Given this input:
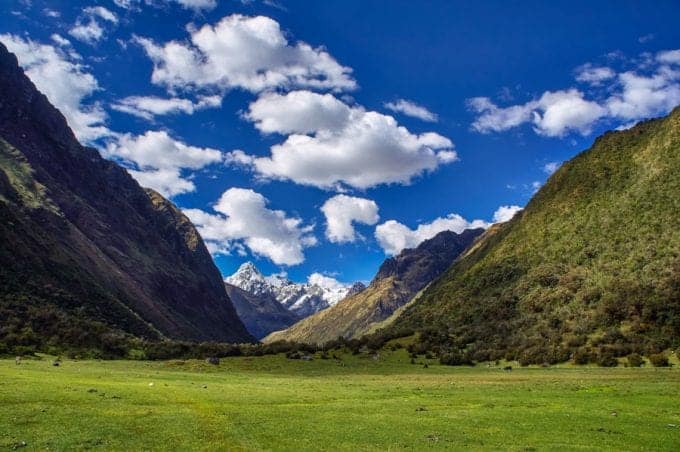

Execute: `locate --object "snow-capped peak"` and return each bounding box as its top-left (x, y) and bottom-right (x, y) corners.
top-left (224, 262), bottom-right (356, 318)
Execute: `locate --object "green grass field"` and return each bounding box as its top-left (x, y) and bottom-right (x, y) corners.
top-left (1, 351), bottom-right (679, 451)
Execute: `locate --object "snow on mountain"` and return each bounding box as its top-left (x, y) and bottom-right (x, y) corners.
top-left (225, 262), bottom-right (355, 317)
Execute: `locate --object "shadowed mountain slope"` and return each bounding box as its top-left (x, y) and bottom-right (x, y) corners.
top-left (225, 282), bottom-right (301, 340)
top-left (0, 43), bottom-right (253, 351)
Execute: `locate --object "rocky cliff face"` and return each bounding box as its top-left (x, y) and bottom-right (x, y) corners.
top-left (263, 228), bottom-right (484, 344)
top-left (224, 282), bottom-right (301, 340)
top-left (0, 42), bottom-right (253, 349)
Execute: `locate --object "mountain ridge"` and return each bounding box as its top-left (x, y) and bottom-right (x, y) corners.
top-left (225, 262), bottom-right (356, 317)
top-left (382, 108), bottom-right (680, 364)
top-left (264, 228), bottom-right (484, 344)
top-left (0, 42), bottom-right (254, 352)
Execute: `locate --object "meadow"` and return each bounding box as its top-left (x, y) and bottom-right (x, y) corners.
top-left (1, 350), bottom-right (679, 451)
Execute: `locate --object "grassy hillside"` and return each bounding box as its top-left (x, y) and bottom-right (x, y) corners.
top-left (385, 108), bottom-right (680, 365)
top-left (1, 355), bottom-right (678, 450)
top-left (264, 229), bottom-right (482, 344)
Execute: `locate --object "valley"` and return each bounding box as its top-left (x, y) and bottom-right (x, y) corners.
top-left (1, 352), bottom-right (679, 451)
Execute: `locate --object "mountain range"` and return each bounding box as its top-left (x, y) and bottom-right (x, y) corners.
top-left (1, 38), bottom-right (678, 365)
top-left (264, 228), bottom-right (484, 344)
top-left (0, 42), bottom-right (253, 353)
top-left (224, 262), bottom-right (365, 338)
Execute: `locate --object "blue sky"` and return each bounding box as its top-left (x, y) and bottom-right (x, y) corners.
top-left (2, 0), bottom-right (679, 286)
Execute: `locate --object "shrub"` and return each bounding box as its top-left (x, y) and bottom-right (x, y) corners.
top-left (572, 348), bottom-right (592, 365)
top-left (627, 353), bottom-right (644, 367)
top-left (649, 353), bottom-right (669, 367)
top-left (439, 351), bottom-right (471, 366)
top-left (596, 350), bottom-right (618, 367)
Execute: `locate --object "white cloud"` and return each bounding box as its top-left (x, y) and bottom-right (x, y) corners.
top-left (470, 89), bottom-right (606, 137)
top-left (127, 168), bottom-right (195, 197)
top-left (542, 161), bottom-right (561, 174)
top-left (375, 214), bottom-right (489, 255)
top-left (469, 50), bottom-right (680, 138)
top-left (575, 64), bottom-right (615, 85)
top-left (532, 90), bottom-right (607, 137)
top-left (0, 34), bottom-right (110, 143)
top-left (50, 34), bottom-right (71, 47)
top-left (184, 188), bottom-right (317, 265)
top-left (492, 205), bottom-right (522, 223)
top-left (104, 131), bottom-right (223, 196)
top-left (113, 0), bottom-right (135, 8)
top-left (321, 194), bottom-right (379, 243)
top-left (657, 49), bottom-right (680, 65)
top-left (239, 90), bottom-right (456, 189)
top-left (467, 96), bottom-right (534, 133)
top-left (246, 90), bottom-right (352, 134)
top-left (112, 94), bottom-right (221, 120)
top-left (43, 8), bottom-right (61, 18)
top-left (69, 6), bottom-right (118, 44)
top-left (308, 273), bottom-right (344, 290)
top-left (136, 14), bottom-right (355, 94)
top-left (384, 99), bottom-right (438, 122)
top-left (172, 0), bottom-right (217, 11)
top-left (605, 69), bottom-right (680, 120)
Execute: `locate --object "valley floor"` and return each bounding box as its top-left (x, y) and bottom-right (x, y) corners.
top-left (1, 351), bottom-right (679, 451)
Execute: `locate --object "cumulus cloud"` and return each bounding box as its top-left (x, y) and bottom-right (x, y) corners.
top-left (246, 90), bottom-right (351, 134)
top-left (0, 34), bottom-right (110, 143)
top-left (468, 49), bottom-right (680, 138)
top-left (375, 214), bottom-right (489, 255)
top-left (184, 188), bottom-right (317, 265)
top-left (384, 99), bottom-right (438, 122)
top-left (238, 90), bottom-right (456, 189)
top-left (104, 131), bottom-right (223, 196)
top-left (575, 64), bottom-right (615, 85)
top-left (470, 89), bottom-right (606, 137)
top-left (321, 194), bottom-right (379, 243)
top-left (135, 14), bottom-right (355, 94)
top-left (605, 69), bottom-right (680, 120)
top-left (657, 49), bottom-right (680, 65)
top-left (492, 205), bottom-right (523, 223)
top-left (112, 94), bottom-right (221, 120)
top-left (69, 6), bottom-right (118, 44)
top-left (308, 272), bottom-right (345, 290)
top-left (127, 168), bottom-right (195, 197)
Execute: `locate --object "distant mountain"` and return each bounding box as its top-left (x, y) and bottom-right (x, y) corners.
top-left (263, 228), bottom-right (484, 344)
top-left (225, 262), bottom-right (355, 317)
top-left (224, 282), bottom-right (300, 340)
top-left (0, 43), bottom-right (254, 352)
top-left (384, 108), bottom-right (680, 364)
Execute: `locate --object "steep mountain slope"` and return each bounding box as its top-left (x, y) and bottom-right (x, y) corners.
top-left (0, 43), bottom-right (253, 351)
top-left (264, 229), bottom-right (484, 344)
top-left (225, 262), bottom-right (355, 317)
top-left (386, 109), bottom-right (680, 363)
top-left (224, 282), bottom-right (301, 339)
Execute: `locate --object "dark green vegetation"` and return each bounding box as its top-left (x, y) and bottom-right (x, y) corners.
top-left (1, 353), bottom-right (679, 450)
top-left (0, 42), bottom-right (253, 354)
top-left (264, 228), bottom-right (483, 344)
top-left (225, 283), bottom-right (301, 339)
top-left (384, 107), bottom-right (680, 365)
